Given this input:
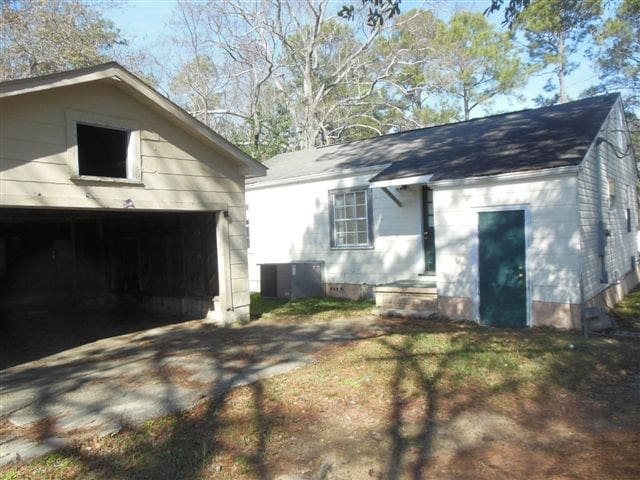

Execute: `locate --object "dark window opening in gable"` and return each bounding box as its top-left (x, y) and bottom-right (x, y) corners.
top-left (77, 123), bottom-right (129, 178)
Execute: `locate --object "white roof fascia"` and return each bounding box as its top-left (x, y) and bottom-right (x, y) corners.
top-left (428, 165), bottom-right (580, 188)
top-left (246, 164), bottom-right (391, 190)
top-left (0, 69), bottom-right (113, 98)
top-left (369, 174), bottom-right (434, 188)
top-left (0, 63), bottom-right (267, 178)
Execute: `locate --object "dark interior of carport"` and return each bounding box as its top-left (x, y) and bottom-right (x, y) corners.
top-left (0, 208), bottom-right (219, 368)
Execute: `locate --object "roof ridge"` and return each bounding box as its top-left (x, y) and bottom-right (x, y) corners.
top-left (255, 93), bottom-right (620, 185)
top-left (300, 92), bottom-right (620, 152)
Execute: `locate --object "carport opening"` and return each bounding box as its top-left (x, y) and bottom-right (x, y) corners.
top-left (0, 208), bottom-right (219, 368)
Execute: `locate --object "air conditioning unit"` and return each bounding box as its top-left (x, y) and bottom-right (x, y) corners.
top-left (259, 262), bottom-right (324, 298)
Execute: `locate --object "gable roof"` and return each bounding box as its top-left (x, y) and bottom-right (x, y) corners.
top-left (249, 93), bottom-right (619, 186)
top-left (0, 63), bottom-right (267, 178)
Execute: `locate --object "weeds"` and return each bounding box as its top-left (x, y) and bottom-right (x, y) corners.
top-left (611, 286), bottom-right (640, 329)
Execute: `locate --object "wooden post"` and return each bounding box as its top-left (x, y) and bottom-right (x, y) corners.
top-left (70, 218), bottom-right (79, 305)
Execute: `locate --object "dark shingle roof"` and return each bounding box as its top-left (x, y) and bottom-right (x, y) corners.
top-left (250, 93), bottom-right (619, 186)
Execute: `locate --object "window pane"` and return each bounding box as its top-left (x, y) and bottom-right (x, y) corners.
top-left (345, 193), bottom-right (356, 206)
top-left (335, 206), bottom-right (345, 220)
top-left (356, 204), bottom-right (366, 217)
top-left (355, 191), bottom-right (365, 204)
top-left (346, 205), bottom-right (356, 218)
top-left (335, 194), bottom-right (345, 209)
top-left (357, 231), bottom-right (368, 244)
top-left (346, 232), bottom-right (356, 245)
top-left (357, 219), bottom-right (366, 232)
top-left (335, 222), bottom-right (346, 233)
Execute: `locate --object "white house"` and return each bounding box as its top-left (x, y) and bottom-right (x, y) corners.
top-left (247, 94), bottom-right (639, 330)
top-left (0, 63), bottom-right (266, 325)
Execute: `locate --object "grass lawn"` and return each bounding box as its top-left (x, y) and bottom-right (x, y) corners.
top-left (2, 297), bottom-right (639, 480)
top-left (250, 293), bottom-right (374, 321)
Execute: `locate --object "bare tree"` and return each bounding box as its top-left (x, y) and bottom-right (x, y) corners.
top-left (167, 0), bottom-right (284, 158)
top-left (167, 0), bottom-right (400, 153)
top-left (270, 0), bottom-right (390, 147)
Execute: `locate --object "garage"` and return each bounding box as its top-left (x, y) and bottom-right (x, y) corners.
top-left (0, 208), bottom-right (221, 367)
top-left (0, 63), bottom-right (266, 367)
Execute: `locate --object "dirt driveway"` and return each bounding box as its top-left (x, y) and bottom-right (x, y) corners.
top-left (0, 315), bottom-right (383, 465)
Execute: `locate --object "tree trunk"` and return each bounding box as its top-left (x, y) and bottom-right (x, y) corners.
top-left (558, 33), bottom-right (568, 103)
top-left (463, 89), bottom-right (471, 121)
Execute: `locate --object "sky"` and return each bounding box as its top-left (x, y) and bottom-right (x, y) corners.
top-left (101, 0), bottom-right (602, 115)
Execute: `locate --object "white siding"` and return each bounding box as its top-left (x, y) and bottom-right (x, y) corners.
top-left (248, 171), bottom-right (584, 312)
top-left (434, 175), bottom-right (581, 316)
top-left (247, 174), bottom-right (424, 291)
top-left (578, 99), bottom-right (639, 301)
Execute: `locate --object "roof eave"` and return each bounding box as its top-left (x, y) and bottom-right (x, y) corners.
top-left (369, 174), bottom-right (434, 188)
top-left (428, 164), bottom-right (580, 188)
top-left (246, 163), bottom-right (390, 189)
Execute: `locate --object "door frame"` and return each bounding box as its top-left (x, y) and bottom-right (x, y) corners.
top-left (421, 185), bottom-right (436, 275)
top-left (471, 204), bottom-right (532, 327)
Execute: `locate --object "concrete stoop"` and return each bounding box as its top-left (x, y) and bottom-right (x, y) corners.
top-left (374, 280), bottom-right (438, 319)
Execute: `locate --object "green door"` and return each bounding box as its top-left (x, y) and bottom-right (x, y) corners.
top-left (478, 210), bottom-right (527, 328)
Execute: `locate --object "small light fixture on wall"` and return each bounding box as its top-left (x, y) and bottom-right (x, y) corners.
top-left (608, 178), bottom-right (616, 207)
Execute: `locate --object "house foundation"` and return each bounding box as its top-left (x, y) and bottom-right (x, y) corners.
top-left (437, 296), bottom-right (474, 320)
top-left (325, 282), bottom-right (375, 300)
top-left (531, 301), bottom-right (582, 330)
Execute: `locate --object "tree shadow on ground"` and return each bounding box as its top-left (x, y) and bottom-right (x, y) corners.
top-left (380, 319), bottom-right (639, 479)
top-left (0, 316), bottom-right (380, 478)
top-left (2, 316), bottom-right (639, 479)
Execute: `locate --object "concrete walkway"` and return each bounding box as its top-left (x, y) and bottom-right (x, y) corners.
top-left (0, 315), bottom-right (383, 466)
